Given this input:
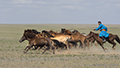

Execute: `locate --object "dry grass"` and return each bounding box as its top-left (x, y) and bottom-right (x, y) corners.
top-left (0, 24), bottom-right (120, 68)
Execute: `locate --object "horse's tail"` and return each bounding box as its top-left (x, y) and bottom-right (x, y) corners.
top-left (42, 30), bottom-right (54, 38)
top-left (115, 35), bottom-right (120, 44)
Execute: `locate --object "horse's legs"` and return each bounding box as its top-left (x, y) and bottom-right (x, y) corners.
top-left (108, 40), bottom-right (116, 50)
top-left (37, 46), bottom-right (44, 51)
top-left (79, 41), bottom-right (83, 49)
top-left (24, 43), bottom-right (34, 53)
top-left (69, 43), bottom-right (73, 49)
top-left (74, 42), bottom-right (78, 48)
top-left (81, 41), bottom-right (85, 50)
top-left (23, 46), bottom-right (29, 53)
top-left (47, 37), bottom-right (55, 54)
top-left (42, 46), bottom-right (50, 54)
top-left (64, 42), bottom-right (69, 50)
top-left (99, 43), bottom-right (107, 51)
top-left (49, 42), bottom-right (55, 54)
top-left (52, 46), bottom-right (55, 54)
top-left (94, 42), bottom-right (98, 48)
top-left (57, 46), bottom-right (62, 51)
top-left (23, 44), bottom-right (30, 53)
top-left (36, 47), bottom-right (40, 51)
top-left (90, 41), bottom-right (93, 47)
top-left (86, 40), bottom-right (90, 50)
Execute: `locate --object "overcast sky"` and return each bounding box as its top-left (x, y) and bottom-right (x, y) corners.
top-left (0, 0), bottom-right (120, 24)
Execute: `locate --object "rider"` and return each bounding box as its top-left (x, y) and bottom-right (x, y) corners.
top-left (93, 21), bottom-right (109, 42)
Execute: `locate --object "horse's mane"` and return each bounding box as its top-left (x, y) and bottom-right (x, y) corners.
top-left (72, 30), bottom-right (78, 33)
top-left (42, 30), bottom-right (54, 37)
top-left (32, 29), bottom-right (40, 34)
top-left (90, 31), bottom-right (99, 36)
top-left (64, 29), bottom-right (72, 35)
top-left (49, 30), bottom-right (58, 34)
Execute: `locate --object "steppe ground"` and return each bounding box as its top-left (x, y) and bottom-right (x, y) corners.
top-left (0, 24), bottom-right (120, 68)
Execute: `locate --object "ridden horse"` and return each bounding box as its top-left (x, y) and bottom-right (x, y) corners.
top-left (19, 29), bottom-right (55, 54)
top-left (86, 31), bottom-right (120, 51)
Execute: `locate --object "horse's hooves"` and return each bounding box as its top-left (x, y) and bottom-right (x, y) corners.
top-left (104, 48), bottom-right (108, 50)
top-left (53, 52), bottom-right (55, 54)
top-left (112, 48), bottom-right (115, 50)
top-left (103, 48), bottom-right (108, 52)
top-left (23, 51), bottom-right (26, 53)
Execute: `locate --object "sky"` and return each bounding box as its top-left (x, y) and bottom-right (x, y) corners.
top-left (0, 0), bottom-right (120, 24)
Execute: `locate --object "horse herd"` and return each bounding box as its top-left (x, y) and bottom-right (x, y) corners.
top-left (19, 28), bottom-right (120, 54)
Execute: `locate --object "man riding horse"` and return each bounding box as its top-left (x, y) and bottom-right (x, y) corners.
top-left (93, 21), bottom-right (109, 42)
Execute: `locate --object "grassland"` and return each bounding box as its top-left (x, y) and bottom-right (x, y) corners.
top-left (0, 24), bottom-right (120, 68)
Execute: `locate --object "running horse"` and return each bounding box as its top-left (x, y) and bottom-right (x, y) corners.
top-left (68, 30), bottom-right (89, 50)
top-left (19, 29), bottom-right (55, 54)
top-left (42, 30), bottom-right (71, 50)
top-left (86, 31), bottom-right (120, 51)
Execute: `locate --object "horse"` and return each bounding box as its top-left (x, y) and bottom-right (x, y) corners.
top-left (88, 37), bottom-right (98, 48)
top-left (68, 30), bottom-right (89, 50)
top-left (19, 29), bottom-right (55, 54)
top-left (25, 29), bottom-right (66, 51)
top-left (42, 30), bottom-right (71, 50)
top-left (60, 28), bottom-right (73, 35)
top-left (86, 31), bottom-right (120, 51)
top-left (80, 32), bottom-right (98, 48)
top-left (25, 29), bottom-right (46, 50)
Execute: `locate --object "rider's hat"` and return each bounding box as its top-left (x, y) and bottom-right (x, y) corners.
top-left (98, 21), bottom-right (101, 23)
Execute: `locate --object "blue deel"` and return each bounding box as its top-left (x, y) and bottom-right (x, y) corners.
top-left (95, 24), bottom-right (109, 38)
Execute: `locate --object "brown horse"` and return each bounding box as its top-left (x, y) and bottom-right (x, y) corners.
top-left (80, 33), bottom-right (98, 48)
top-left (88, 37), bottom-right (98, 48)
top-left (86, 31), bottom-right (120, 51)
top-left (19, 29), bottom-right (55, 54)
top-left (60, 28), bottom-right (73, 35)
top-left (68, 30), bottom-right (89, 50)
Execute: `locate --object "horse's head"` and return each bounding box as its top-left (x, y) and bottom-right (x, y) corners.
top-left (72, 30), bottom-right (78, 34)
top-left (86, 31), bottom-right (94, 39)
top-left (64, 29), bottom-right (72, 35)
top-left (61, 28), bottom-right (66, 33)
top-left (49, 30), bottom-right (54, 33)
top-left (19, 29), bottom-right (35, 43)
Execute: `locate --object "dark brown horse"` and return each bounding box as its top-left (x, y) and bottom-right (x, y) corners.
top-left (19, 29), bottom-right (55, 54)
top-left (86, 31), bottom-right (120, 51)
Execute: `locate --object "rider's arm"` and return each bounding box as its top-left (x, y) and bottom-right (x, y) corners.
top-left (95, 24), bottom-right (102, 31)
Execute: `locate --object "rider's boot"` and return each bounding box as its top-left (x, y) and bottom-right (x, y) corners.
top-left (101, 37), bottom-right (106, 43)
